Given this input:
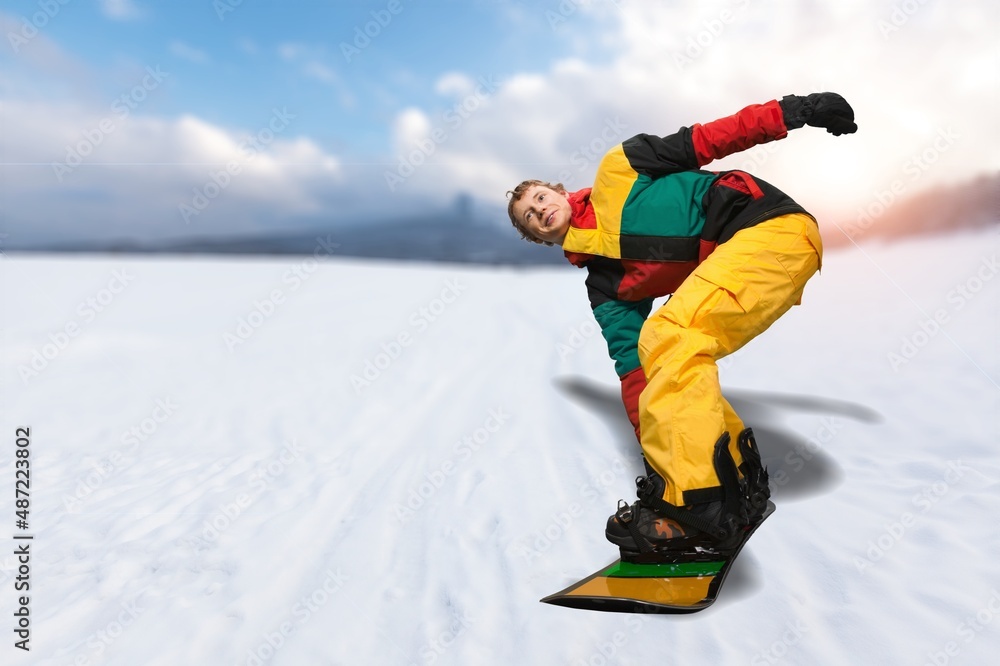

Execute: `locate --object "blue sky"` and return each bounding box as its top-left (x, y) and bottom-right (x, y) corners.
top-left (1, 0), bottom-right (997, 245)
top-left (5, 0), bottom-right (605, 155)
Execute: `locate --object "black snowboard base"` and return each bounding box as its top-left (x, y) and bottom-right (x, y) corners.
top-left (540, 501), bottom-right (774, 614)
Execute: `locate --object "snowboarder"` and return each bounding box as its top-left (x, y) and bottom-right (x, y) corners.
top-left (507, 93), bottom-right (856, 563)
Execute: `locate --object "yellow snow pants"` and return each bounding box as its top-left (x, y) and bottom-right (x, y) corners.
top-left (636, 213), bottom-right (823, 506)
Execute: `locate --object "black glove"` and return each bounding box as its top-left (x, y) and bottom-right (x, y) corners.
top-left (780, 92), bottom-right (857, 136)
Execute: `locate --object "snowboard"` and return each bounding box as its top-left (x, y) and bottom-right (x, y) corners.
top-left (540, 501), bottom-right (774, 614)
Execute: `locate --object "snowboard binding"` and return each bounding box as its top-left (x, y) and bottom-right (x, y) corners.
top-left (545, 429), bottom-right (773, 613)
top-left (606, 428), bottom-right (770, 564)
top-left (736, 427), bottom-right (771, 522)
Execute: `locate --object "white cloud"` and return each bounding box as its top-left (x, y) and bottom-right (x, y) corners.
top-left (0, 12), bottom-right (92, 90)
top-left (391, 108), bottom-right (432, 152)
top-left (0, 99), bottom-right (347, 244)
top-left (277, 43), bottom-right (305, 62)
top-left (303, 61), bottom-right (338, 85)
top-left (238, 38), bottom-right (259, 55)
top-left (386, 0), bottom-right (999, 224)
top-left (4, 1), bottom-right (997, 247)
top-left (169, 41), bottom-right (210, 64)
top-left (100, 0), bottom-right (141, 21)
top-left (277, 45), bottom-right (348, 99)
top-left (434, 72), bottom-right (475, 97)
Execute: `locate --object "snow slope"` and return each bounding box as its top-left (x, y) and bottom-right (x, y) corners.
top-left (1, 226), bottom-right (998, 666)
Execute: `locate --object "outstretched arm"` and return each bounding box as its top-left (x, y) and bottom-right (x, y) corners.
top-left (689, 99), bottom-right (789, 167)
top-left (621, 92), bottom-right (857, 177)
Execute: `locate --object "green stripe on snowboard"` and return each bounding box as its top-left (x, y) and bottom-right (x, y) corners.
top-left (602, 560), bottom-right (725, 578)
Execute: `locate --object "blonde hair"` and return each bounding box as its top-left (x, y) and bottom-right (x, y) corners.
top-left (505, 180), bottom-right (566, 246)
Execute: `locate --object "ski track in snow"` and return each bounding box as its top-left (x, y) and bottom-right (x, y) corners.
top-left (1, 228), bottom-right (999, 665)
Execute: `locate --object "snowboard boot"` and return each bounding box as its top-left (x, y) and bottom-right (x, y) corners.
top-left (605, 429), bottom-right (770, 563)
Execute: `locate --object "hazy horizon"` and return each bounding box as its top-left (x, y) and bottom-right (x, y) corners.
top-left (2, 1), bottom-right (997, 250)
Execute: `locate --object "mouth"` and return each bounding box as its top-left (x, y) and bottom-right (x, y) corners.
top-left (544, 212), bottom-right (555, 228)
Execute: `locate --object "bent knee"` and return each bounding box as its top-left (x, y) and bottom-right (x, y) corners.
top-left (638, 313), bottom-right (718, 371)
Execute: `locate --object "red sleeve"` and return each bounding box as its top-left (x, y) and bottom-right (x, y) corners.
top-left (691, 99), bottom-right (788, 167)
top-left (620, 367), bottom-right (646, 442)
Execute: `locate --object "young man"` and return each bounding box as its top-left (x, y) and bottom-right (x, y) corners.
top-left (508, 93), bottom-right (856, 562)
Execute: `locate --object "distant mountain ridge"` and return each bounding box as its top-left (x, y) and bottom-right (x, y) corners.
top-left (11, 174), bottom-right (997, 263)
top-left (17, 197), bottom-right (568, 266)
top-left (149, 214), bottom-right (564, 266)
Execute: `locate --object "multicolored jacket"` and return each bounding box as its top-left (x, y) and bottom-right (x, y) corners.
top-left (561, 99), bottom-right (814, 439)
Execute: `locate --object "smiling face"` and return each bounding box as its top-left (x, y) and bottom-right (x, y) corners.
top-left (510, 184), bottom-right (573, 246)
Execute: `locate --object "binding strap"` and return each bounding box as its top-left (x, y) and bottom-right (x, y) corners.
top-left (712, 432), bottom-right (745, 524)
top-left (635, 478), bottom-right (727, 539)
top-left (615, 500), bottom-right (654, 553)
top-left (737, 428), bottom-right (771, 511)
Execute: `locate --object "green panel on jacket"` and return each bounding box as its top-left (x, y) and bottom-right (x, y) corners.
top-left (621, 171), bottom-right (716, 238)
top-left (593, 298), bottom-right (654, 377)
